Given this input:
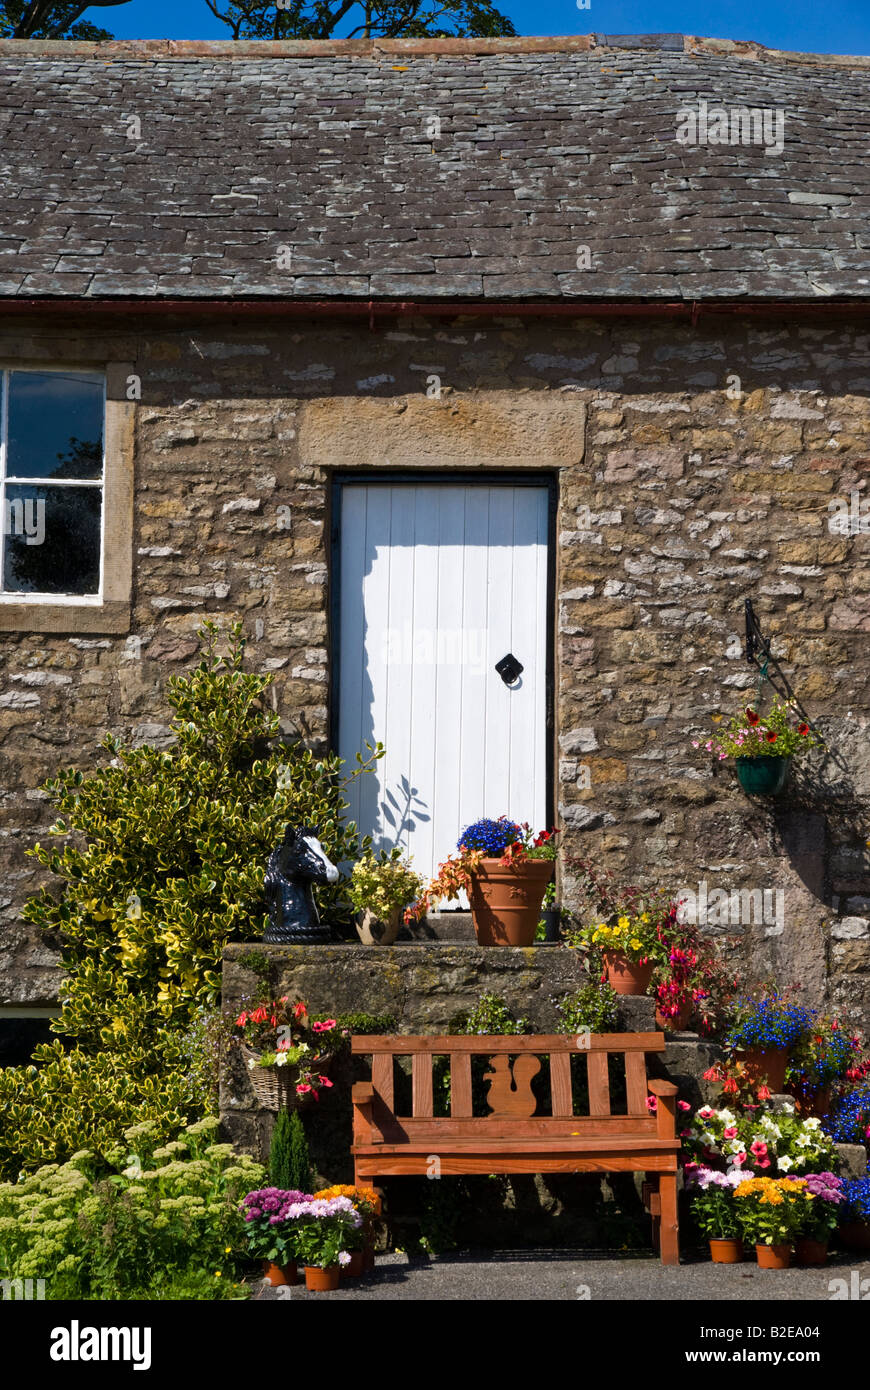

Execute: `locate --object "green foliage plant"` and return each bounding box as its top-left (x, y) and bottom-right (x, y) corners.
top-left (0, 622), bottom-right (381, 1178)
top-left (0, 1117), bottom-right (264, 1300)
top-left (346, 849), bottom-right (425, 921)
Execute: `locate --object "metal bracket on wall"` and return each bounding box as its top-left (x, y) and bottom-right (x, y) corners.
top-left (744, 597), bottom-right (773, 668)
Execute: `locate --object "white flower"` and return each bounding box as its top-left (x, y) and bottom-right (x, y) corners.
top-left (247, 1059), bottom-right (256, 1070)
top-left (778, 1156), bottom-right (793, 1172)
top-left (803, 1118), bottom-right (821, 1130)
top-left (275, 1054), bottom-right (287, 1067)
top-left (700, 1131), bottom-right (718, 1147)
top-left (728, 1139), bottom-right (745, 1154)
top-left (718, 1110), bottom-right (736, 1125)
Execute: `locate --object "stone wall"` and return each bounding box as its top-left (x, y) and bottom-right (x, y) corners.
top-left (1, 310), bottom-right (869, 1021)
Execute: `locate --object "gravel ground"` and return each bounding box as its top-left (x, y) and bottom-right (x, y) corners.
top-left (251, 1249), bottom-right (870, 1302)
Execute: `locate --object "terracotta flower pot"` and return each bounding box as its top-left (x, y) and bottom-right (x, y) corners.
top-left (467, 858), bottom-right (553, 947)
top-left (839, 1221), bottom-right (870, 1251)
top-left (755, 1242), bottom-right (792, 1270)
top-left (656, 1000), bottom-right (693, 1031)
top-left (341, 1250), bottom-right (365, 1278)
top-left (355, 906), bottom-right (403, 946)
top-left (262, 1260), bottom-right (297, 1286)
top-left (709, 1238), bottom-right (743, 1264)
top-left (362, 1243), bottom-right (376, 1271)
top-left (737, 1046), bottom-right (789, 1094)
top-left (735, 755), bottom-right (791, 796)
top-left (786, 1083), bottom-right (832, 1118)
top-left (795, 1237), bottom-right (828, 1266)
top-left (305, 1264), bottom-right (341, 1291)
top-left (602, 952), bottom-right (654, 996)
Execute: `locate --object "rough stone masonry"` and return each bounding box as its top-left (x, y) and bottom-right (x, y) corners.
top-left (0, 309), bottom-right (868, 1023)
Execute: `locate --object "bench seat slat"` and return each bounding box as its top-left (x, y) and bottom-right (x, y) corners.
top-left (352, 1033), bottom-right (665, 1055)
top-left (353, 1138), bottom-right (680, 1154)
top-left (372, 1116), bottom-right (657, 1139)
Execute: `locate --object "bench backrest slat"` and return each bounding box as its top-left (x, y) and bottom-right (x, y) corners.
top-left (550, 1051), bottom-right (573, 1117)
top-left (412, 1053), bottom-right (433, 1118)
top-left (626, 1051), bottom-right (650, 1115)
top-left (352, 1033), bottom-right (665, 1055)
top-left (587, 1051), bottom-right (611, 1117)
top-left (450, 1051), bottom-right (473, 1118)
top-left (372, 1052), bottom-right (394, 1111)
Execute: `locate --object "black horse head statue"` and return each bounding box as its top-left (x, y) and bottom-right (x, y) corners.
top-left (263, 825), bottom-right (339, 944)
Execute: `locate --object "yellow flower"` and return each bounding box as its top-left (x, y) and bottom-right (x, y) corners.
top-left (630, 939), bottom-right (642, 951)
top-left (617, 916), bottom-right (630, 930)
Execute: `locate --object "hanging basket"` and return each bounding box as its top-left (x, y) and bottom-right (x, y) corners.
top-left (240, 1044), bottom-right (329, 1112)
top-left (735, 755), bottom-right (791, 796)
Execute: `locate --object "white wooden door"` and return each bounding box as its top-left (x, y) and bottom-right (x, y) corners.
top-left (337, 481), bottom-right (549, 887)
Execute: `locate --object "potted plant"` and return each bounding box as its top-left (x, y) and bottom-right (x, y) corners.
top-left (347, 849), bottom-right (425, 946)
top-left (694, 693), bottom-right (820, 796)
top-left (686, 1167), bottom-right (750, 1263)
top-left (233, 998), bottom-right (344, 1111)
top-left (282, 1195), bottom-right (363, 1290)
top-left (239, 1187), bottom-right (312, 1285)
top-left (314, 1184), bottom-right (382, 1275)
top-left (786, 1017), bottom-right (869, 1117)
top-left (733, 1176), bottom-right (810, 1269)
top-left (838, 1175), bottom-right (870, 1251)
top-left (724, 992), bottom-right (813, 1094)
top-left (683, 1101), bottom-right (838, 1178)
top-left (408, 818), bottom-right (557, 947)
top-left (788, 1172), bottom-right (844, 1265)
top-left (654, 899), bottom-right (741, 1033)
top-left (563, 865), bottom-right (672, 996)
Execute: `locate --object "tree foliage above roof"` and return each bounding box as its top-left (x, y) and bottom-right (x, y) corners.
top-left (1, 0), bottom-right (128, 39)
top-left (203, 0), bottom-right (515, 40)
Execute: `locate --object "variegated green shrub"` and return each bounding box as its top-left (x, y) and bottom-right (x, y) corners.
top-left (0, 622), bottom-right (380, 1178)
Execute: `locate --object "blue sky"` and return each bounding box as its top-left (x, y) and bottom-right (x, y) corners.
top-left (100, 0), bottom-right (870, 55)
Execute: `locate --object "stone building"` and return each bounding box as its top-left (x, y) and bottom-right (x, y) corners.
top-left (1, 33), bottom-right (869, 1045)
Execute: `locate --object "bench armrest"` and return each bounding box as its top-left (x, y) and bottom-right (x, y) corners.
top-left (352, 1081), bottom-right (381, 1145)
top-left (647, 1080), bottom-right (679, 1098)
top-left (648, 1079), bottom-right (679, 1140)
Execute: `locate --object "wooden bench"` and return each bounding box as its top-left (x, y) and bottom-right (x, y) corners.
top-left (351, 1032), bottom-right (680, 1264)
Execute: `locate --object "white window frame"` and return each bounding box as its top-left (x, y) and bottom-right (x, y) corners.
top-left (0, 366), bottom-right (106, 605)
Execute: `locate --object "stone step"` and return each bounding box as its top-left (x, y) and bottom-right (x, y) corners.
top-left (401, 912), bottom-right (477, 943)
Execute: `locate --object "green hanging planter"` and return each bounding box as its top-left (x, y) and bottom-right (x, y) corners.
top-left (735, 755), bottom-right (791, 796)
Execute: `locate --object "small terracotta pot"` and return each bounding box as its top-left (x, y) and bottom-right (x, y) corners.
top-left (362, 1243), bottom-right (376, 1271)
top-left (305, 1265), bottom-right (341, 1291)
top-left (355, 906), bottom-right (403, 946)
top-left (656, 1000), bottom-right (692, 1031)
top-left (468, 859), bottom-right (553, 947)
top-left (795, 1237), bottom-right (828, 1266)
top-left (602, 952), bottom-right (654, 996)
top-left (755, 1242), bottom-right (792, 1270)
top-left (262, 1260), bottom-right (296, 1287)
top-left (342, 1250), bottom-right (365, 1278)
top-left (709, 1238), bottom-right (743, 1264)
top-left (737, 1046), bottom-right (789, 1094)
top-left (839, 1221), bottom-right (870, 1251)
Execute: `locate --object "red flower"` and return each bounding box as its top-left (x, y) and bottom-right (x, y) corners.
top-left (798, 723), bottom-right (810, 736)
top-left (235, 1012), bottom-right (248, 1027)
top-left (765, 731), bottom-right (777, 744)
top-left (746, 708), bottom-right (760, 726)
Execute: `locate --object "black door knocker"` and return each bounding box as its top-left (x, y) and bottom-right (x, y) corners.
top-left (495, 653), bottom-right (524, 687)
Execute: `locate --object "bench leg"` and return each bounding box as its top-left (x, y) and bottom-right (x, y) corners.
top-left (658, 1174), bottom-right (679, 1266)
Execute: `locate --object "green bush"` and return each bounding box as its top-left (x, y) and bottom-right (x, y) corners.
top-left (0, 1117), bottom-right (264, 1300)
top-left (268, 1108), bottom-right (316, 1194)
top-left (0, 623), bottom-right (381, 1179)
top-left (555, 984), bottom-right (619, 1034)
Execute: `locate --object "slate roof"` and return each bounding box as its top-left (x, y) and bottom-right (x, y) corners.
top-left (1, 34), bottom-right (869, 302)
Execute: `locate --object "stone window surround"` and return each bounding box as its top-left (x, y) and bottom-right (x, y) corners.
top-left (0, 358), bottom-right (133, 634)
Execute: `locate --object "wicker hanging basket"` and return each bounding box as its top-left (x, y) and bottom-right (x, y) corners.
top-left (240, 1044), bottom-right (332, 1112)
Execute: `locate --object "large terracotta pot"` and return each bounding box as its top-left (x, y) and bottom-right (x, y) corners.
top-left (735, 755), bottom-right (790, 796)
top-left (305, 1265), bottom-right (340, 1291)
top-left (467, 859), bottom-right (553, 947)
top-left (709, 1238), bottom-right (742, 1264)
top-left (755, 1242), bottom-right (791, 1270)
top-left (355, 906), bottom-right (403, 946)
top-left (795, 1237), bottom-right (828, 1266)
top-left (602, 952), bottom-right (654, 996)
top-left (839, 1221), bottom-right (870, 1251)
top-left (786, 1083), bottom-right (832, 1118)
top-left (737, 1046), bottom-right (789, 1093)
